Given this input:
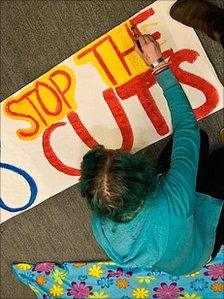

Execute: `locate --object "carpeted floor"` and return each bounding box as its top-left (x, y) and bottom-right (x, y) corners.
top-left (0, 1), bottom-right (223, 298)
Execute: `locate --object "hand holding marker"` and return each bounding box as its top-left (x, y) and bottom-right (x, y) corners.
top-left (131, 25), bottom-right (169, 74)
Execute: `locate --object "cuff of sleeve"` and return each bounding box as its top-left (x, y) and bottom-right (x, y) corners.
top-left (156, 68), bottom-right (179, 91)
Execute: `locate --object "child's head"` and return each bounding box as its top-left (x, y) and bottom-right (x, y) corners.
top-left (79, 145), bottom-right (156, 222)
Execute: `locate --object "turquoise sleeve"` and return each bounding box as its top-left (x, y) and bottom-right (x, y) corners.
top-left (156, 69), bottom-right (200, 216)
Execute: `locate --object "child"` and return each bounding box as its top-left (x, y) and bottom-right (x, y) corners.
top-left (79, 34), bottom-right (224, 275)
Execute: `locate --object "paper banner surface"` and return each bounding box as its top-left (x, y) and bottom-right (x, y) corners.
top-left (1, 1), bottom-right (223, 223)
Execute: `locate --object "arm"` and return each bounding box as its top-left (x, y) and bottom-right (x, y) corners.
top-left (134, 32), bottom-right (200, 216)
top-left (156, 69), bottom-right (200, 215)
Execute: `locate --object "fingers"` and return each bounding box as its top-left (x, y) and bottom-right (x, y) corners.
top-left (145, 34), bottom-right (155, 42)
top-left (136, 34), bottom-right (157, 53)
top-left (132, 29), bottom-right (161, 66)
top-left (144, 34), bottom-right (158, 47)
top-left (138, 35), bottom-right (147, 48)
top-left (134, 41), bottom-right (150, 65)
top-left (131, 26), bottom-right (141, 39)
top-left (131, 26), bottom-right (155, 46)
top-left (134, 41), bottom-right (143, 57)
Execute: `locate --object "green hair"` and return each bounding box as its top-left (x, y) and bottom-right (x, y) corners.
top-left (79, 145), bottom-right (156, 222)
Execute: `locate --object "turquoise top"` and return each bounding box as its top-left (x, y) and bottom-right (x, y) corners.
top-left (92, 69), bottom-right (223, 275)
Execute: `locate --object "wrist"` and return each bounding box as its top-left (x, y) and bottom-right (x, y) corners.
top-left (152, 61), bottom-right (170, 75)
top-left (153, 60), bottom-right (167, 69)
top-left (150, 57), bottom-right (164, 68)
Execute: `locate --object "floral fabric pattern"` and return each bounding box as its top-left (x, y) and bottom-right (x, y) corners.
top-left (12, 246), bottom-right (224, 299)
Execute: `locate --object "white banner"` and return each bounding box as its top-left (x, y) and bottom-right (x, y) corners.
top-left (1, 0), bottom-right (223, 223)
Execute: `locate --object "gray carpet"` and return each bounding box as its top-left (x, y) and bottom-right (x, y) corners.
top-left (0, 1), bottom-right (223, 298)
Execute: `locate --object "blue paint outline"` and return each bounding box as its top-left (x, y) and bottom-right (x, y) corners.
top-left (0, 163), bottom-right (38, 212)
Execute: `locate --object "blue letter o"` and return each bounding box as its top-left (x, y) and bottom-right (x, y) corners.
top-left (0, 163), bottom-right (38, 212)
